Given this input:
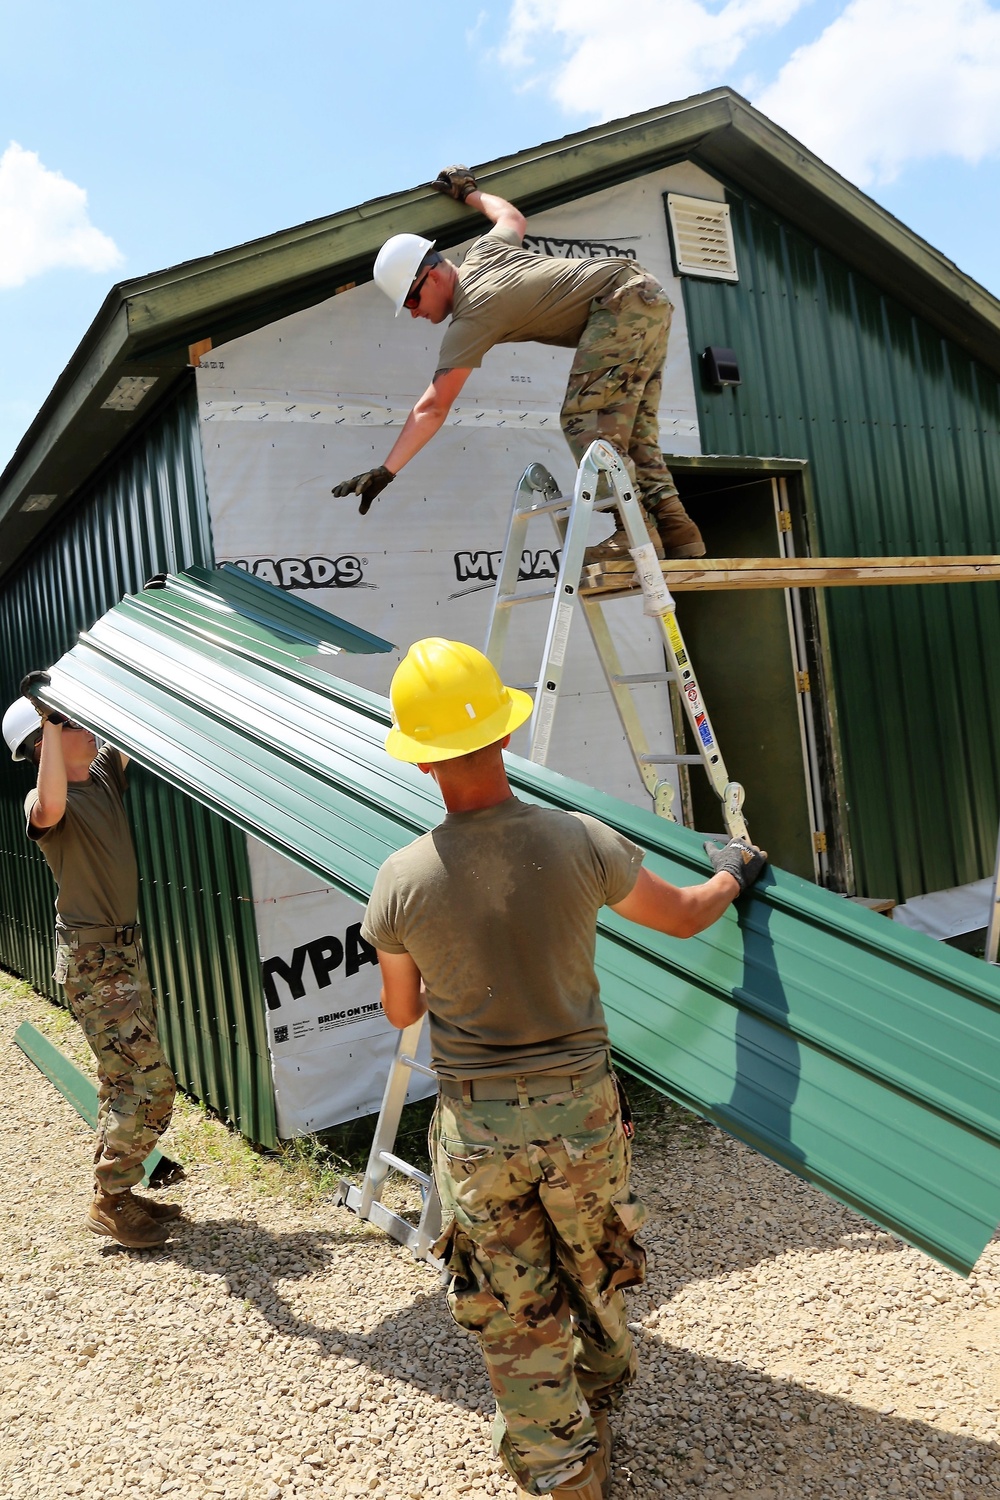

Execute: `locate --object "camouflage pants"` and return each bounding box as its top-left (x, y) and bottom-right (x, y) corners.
top-left (561, 271), bottom-right (681, 513)
top-left (432, 1069), bottom-right (646, 1495)
top-left (57, 937), bottom-right (176, 1194)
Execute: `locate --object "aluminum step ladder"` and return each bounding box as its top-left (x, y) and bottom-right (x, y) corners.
top-left (485, 438), bottom-right (749, 837)
top-left (335, 1017), bottom-right (443, 1262)
top-left (337, 441), bottom-right (750, 1263)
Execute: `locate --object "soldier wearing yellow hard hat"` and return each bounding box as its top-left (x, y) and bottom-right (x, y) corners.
top-left (363, 638), bottom-right (765, 1500)
top-left (383, 636), bottom-right (534, 763)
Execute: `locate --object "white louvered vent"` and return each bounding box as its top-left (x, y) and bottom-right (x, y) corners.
top-left (666, 194), bottom-right (739, 282)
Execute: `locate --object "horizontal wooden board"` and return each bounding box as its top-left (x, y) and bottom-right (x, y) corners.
top-left (582, 555), bottom-right (1000, 593)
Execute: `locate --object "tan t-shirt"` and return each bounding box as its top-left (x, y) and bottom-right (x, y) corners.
top-left (361, 797), bottom-right (643, 1079)
top-left (25, 745), bottom-right (138, 929)
top-left (436, 225), bottom-right (633, 372)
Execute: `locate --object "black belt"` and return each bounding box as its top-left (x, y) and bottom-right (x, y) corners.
top-left (56, 923), bottom-right (139, 947)
top-left (439, 1055), bottom-right (609, 1105)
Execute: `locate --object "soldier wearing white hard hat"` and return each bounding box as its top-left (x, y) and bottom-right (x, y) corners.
top-left (333, 167), bottom-right (705, 564)
top-left (5, 675), bottom-right (181, 1249)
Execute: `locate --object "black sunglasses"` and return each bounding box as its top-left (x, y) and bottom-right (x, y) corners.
top-left (403, 268), bottom-right (432, 311)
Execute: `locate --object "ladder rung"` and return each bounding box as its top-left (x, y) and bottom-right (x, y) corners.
top-left (399, 1054), bottom-right (437, 1080)
top-left (514, 494), bottom-right (619, 517)
top-left (378, 1151), bottom-right (432, 1188)
top-left (640, 754), bottom-right (705, 766)
top-left (496, 588), bottom-right (559, 608)
top-left (611, 671), bottom-right (676, 685)
top-left (515, 495), bottom-right (571, 517)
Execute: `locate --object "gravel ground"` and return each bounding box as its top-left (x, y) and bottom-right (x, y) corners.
top-left (2, 976), bottom-right (999, 1500)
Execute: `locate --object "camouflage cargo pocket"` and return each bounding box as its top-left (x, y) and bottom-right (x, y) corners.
top-left (63, 942), bottom-right (112, 1023)
top-left (599, 1192), bottom-right (648, 1295)
top-left (440, 1137), bottom-right (500, 1177)
top-left (65, 944), bottom-right (146, 1046)
top-left (596, 270), bottom-right (670, 313)
top-left (433, 1218), bottom-right (508, 1333)
top-left (432, 1097), bottom-right (507, 1197)
top-left (559, 1118), bottom-right (618, 1166)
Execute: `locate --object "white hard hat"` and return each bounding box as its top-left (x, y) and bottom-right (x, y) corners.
top-left (3, 698), bottom-right (41, 761)
top-left (374, 233), bottom-right (436, 317)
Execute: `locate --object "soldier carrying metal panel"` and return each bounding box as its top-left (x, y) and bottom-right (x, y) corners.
top-left (3, 680), bottom-right (182, 1250)
top-left (360, 638), bottom-right (764, 1498)
top-left (333, 165), bottom-right (706, 567)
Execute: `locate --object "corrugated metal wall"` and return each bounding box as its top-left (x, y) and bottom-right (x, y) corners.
top-left (683, 187), bottom-right (1000, 900)
top-left (0, 385), bottom-right (277, 1146)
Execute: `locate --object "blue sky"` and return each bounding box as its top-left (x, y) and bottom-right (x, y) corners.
top-left (3, 0), bottom-right (1000, 472)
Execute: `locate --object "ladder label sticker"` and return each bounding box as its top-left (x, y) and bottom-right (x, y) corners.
top-left (665, 615), bottom-right (686, 662)
top-left (533, 694), bottom-right (557, 762)
top-left (695, 713), bottom-right (714, 749)
top-left (550, 602), bottom-right (574, 665)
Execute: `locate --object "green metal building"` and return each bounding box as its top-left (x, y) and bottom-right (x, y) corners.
top-left (2, 87), bottom-right (999, 1143)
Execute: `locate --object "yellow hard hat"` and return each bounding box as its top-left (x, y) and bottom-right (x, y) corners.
top-left (385, 638), bottom-right (533, 763)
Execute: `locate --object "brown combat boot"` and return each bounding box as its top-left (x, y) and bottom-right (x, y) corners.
top-left (652, 496), bottom-right (706, 559)
top-left (550, 1452), bottom-right (605, 1500)
top-left (129, 1189), bottom-right (183, 1222)
top-left (583, 509), bottom-right (665, 567)
top-left (86, 1188), bottom-right (170, 1248)
top-left (593, 1413), bottom-right (613, 1500)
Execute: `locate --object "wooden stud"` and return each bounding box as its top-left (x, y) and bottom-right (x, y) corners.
top-left (582, 555), bottom-right (1000, 593)
top-left (188, 337), bottom-right (213, 368)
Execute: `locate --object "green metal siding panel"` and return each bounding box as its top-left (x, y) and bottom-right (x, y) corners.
top-left (684, 189), bottom-right (1000, 899)
top-left (14, 1020), bottom-right (174, 1185)
top-left (25, 565), bottom-right (1000, 1274)
top-left (0, 390), bottom-right (278, 1147)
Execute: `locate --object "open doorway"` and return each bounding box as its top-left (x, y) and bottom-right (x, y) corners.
top-left (668, 457), bottom-right (843, 886)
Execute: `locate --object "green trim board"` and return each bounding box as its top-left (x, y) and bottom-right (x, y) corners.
top-left (13, 1022), bottom-right (179, 1187)
top-left (22, 565), bottom-right (1000, 1275)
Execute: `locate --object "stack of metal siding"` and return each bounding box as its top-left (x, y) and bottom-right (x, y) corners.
top-left (30, 565), bottom-right (1000, 1275)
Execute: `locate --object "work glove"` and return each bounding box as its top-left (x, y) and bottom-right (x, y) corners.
top-left (19, 670), bottom-right (68, 726)
top-left (331, 465), bottom-right (395, 516)
top-left (704, 835), bottom-right (768, 894)
top-left (431, 165), bottom-right (478, 203)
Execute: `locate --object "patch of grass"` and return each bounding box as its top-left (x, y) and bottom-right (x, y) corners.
top-left (0, 967), bottom-right (435, 1212)
top-left (313, 1095), bottom-right (436, 1176)
top-left (259, 1094), bottom-right (438, 1213)
top-left (1, 968), bottom-right (707, 1217)
top-left (0, 970), bottom-right (320, 1203)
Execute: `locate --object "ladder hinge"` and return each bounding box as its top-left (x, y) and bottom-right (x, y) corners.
top-left (813, 831), bottom-right (828, 854)
top-left (778, 510), bottom-right (792, 532)
top-left (796, 669), bottom-right (811, 693)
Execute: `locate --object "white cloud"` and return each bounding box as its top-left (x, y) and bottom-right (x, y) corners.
top-left (758, 0), bottom-right (1000, 184)
top-left (499, 0), bottom-right (809, 116)
top-left (0, 142), bottom-right (123, 290)
top-left (500, 0), bottom-right (1000, 186)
